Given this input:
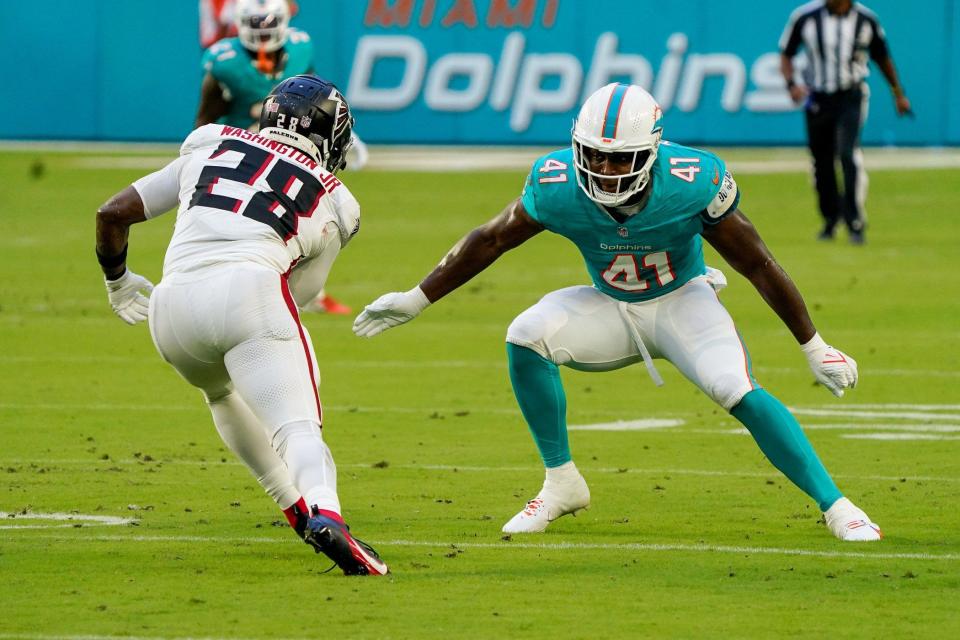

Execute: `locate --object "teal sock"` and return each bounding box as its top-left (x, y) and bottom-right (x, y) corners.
top-left (506, 343), bottom-right (570, 468)
top-left (731, 389), bottom-right (842, 511)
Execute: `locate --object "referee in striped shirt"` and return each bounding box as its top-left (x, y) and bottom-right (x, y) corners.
top-left (780, 0), bottom-right (911, 244)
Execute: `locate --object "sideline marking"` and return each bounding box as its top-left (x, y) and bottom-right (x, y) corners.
top-left (5, 532), bottom-right (958, 562)
top-left (0, 511), bottom-right (136, 530)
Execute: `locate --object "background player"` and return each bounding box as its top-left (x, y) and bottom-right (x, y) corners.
top-left (196, 0), bottom-right (365, 313)
top-left (96, 75), bottom-right (387, 576)
top-left (353, 83), bottom-right (881, 543)
top-left (200, 0), bottom-right (299, 50)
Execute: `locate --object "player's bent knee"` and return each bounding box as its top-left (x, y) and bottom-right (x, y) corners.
top-left (506, 313), bottom-right (553, 362)
top-left (708, 374), bottom-right (755, 412)
top-left (202, 385), bottom-right (236, 405)
top-left (271, 419), bottom-right (323, 454)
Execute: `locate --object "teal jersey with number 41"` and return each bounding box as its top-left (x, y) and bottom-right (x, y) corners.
top-left (520, 142), bottom-right (741, 302)
top-left (201, 29), bottom-right (314, 129)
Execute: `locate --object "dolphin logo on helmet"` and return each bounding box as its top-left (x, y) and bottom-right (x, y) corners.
top-left (571, 83), bottom-right (664, 207)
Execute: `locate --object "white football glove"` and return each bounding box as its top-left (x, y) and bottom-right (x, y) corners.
top-left (348, 133), bottom-right (370, 171)
top-left (105, 269), bottom-right (154, 325)
top-left (801, 333), bottom-right (858, 397)
top-left (353, 287), bottom-right (430, 338)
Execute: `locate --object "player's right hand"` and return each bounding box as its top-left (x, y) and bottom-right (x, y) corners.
top-left (801, 333), bottom-right (858, 398)
top-left (353, 287), bottom-right (431, 338)
top-left (105, 269), bottom-right (154, 325)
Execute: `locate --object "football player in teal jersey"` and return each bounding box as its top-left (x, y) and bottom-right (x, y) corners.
top-left (354, 83), bottom-right (882, 543)
top-left (195, 0), bottom-right (312, 131)
top-left (195, 0), bottom-right (361, 314)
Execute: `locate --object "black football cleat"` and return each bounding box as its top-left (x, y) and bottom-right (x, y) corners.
top-left (303, 512), bottom-right (389, 576)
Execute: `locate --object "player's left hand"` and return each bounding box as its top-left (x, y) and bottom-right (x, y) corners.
top-left (105, 268), bottom-right (154, 325)
top-left (801, 333), bottom-right (858, 397)
top-left (353, 287), bottom-right (430, 338)
top-left (348, 133), bottom-right (369, 171)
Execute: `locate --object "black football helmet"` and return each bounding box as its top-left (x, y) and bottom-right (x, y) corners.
top-left (259, 75), bottom-right (354, 173)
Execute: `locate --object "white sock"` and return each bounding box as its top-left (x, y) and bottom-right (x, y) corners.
top-left (545, 460), bottom-right (580, 484)
top-left (273, 420), bottom-right (341, 514)
top-left (208, 391), bottom-right (301, 507)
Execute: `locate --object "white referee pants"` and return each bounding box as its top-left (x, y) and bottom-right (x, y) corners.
top-left (505, 272), bottom-right (757, 411)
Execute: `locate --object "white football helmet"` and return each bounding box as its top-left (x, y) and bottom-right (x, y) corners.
top-left (235, 0), bottom-right (290, 53)
top-left (572, 83), bottom-right (663, 206)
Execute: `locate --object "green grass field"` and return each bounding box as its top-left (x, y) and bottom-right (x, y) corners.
top-left (1, 148), bottom-right (958, 639)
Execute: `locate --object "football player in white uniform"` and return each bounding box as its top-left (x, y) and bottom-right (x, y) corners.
top-left (95, 75), bottom-right (387, 576)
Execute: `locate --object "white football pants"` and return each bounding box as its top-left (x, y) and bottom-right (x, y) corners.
top-left (148, 263), bottom-right (340, 513)
top-left (505, 273), bottom-right (757, 411)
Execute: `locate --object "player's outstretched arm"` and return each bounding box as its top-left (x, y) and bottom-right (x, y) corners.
top-left (96, 186), bottom-right (155, 325)
top-left (194, 72), bottom-right (230, 128)
top-left (353, 198), bottom-right (543, 338)
top-left (702, 210), bottom-right (858, 397)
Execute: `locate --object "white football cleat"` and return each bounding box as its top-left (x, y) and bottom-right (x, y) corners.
top-left (502, 473), bottom-right (590, 534)
top-left (823, 497), bottom-right (882, 541)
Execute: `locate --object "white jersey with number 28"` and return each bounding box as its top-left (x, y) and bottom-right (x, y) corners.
top-left (132, 124), bottom-right (360, 279)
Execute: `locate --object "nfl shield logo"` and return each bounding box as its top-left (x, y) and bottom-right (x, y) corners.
top-left (617, 226), bottom-right (629, 238)
top-left (300, 115), bottom-right (312, 128)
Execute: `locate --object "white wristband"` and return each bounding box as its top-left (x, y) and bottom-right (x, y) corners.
top-left (800, 332), bottom-right (827, 354)
top-left (407, 286), bottom-right (431, 312)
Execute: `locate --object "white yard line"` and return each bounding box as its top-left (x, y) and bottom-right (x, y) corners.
top-left (822, 404), bottom-right (960, 410)
top-left (569, 419), bottom-right (685, 431)
top-left (0, 635), bottom-right (252, 640)
top-left (0, 512), bottom-right (134, 524)
top-left (4, 532), bottom-right (957, 562)
top-left (801, 423), bottom-right (960, 433)
top-left (842, 434), bottom-right (960, 441)
top-left (788, 408), bottom-right (960, 421)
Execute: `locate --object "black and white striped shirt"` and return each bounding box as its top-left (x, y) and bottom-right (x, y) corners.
top-left (780, 1), bottom-right (890, 94)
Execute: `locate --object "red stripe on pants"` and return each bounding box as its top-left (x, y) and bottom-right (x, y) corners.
top-left (279, 276), bottom-right (323, 425)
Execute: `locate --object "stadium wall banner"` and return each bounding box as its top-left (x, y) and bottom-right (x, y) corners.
top-left (1, 0), bottom-right (956, 145)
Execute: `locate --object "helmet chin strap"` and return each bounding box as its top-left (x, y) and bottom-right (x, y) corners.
top-left (260, 128), bottom-right (322, 164)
